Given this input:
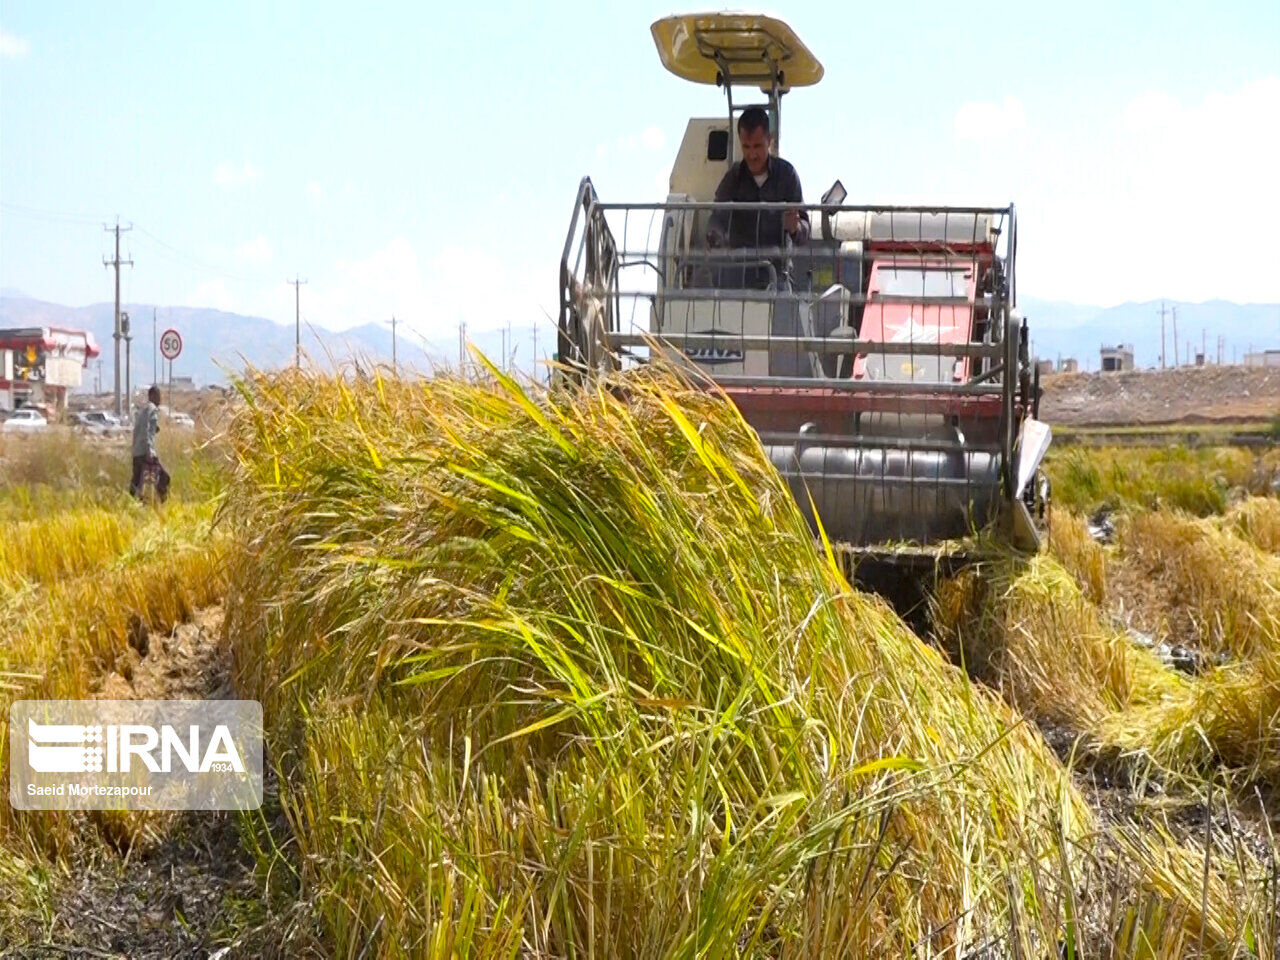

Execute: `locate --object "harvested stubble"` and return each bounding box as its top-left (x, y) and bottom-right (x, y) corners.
top-left (223, 364), bottom-right (1265, 957)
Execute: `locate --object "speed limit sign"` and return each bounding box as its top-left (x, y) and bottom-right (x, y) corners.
top-left (160, 328), bottom-right (183, 361)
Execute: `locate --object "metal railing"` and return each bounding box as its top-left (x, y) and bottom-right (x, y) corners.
top-left (557, 179), bottom-right (1039, 546)
top-left (559, 178), bottom-right (1018, 394)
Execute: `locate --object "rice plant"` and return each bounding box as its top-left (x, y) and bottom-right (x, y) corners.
top-left (1046, 446), bottom-right (1262, 517)
top-left (219, 362), bottom-right (1269, 957)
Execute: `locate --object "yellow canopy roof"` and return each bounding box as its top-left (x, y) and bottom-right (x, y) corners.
top-left (650, 13), bottom-right (823, 89)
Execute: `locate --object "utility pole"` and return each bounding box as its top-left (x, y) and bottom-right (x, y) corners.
top-left (288, 276), bottom-right (307, 368)
top-left (103, 220), bottom-right (133, 417)
top-left (531, 323), bottom-right (539, 382)
top-left (1217, 335), bottom-right (1224, 366)
top-left (152, 307), bottom-right (158, 384)
top-left (1171, 306), bottom-right (1180, 367)
top-left (458, 321), bottom-right (466, 375)
top-left (388, 315), bottom-right (399, 375)
top-left (1201, 328), bottom-right (1206, 364)
top-left (500, 324), bottom-right (508, 374)
top-left (1158, 301), bottom-right (1167, 369)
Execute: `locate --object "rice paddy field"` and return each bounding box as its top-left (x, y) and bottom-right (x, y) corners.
top-left (1, 367), bottom-right (1278, 958)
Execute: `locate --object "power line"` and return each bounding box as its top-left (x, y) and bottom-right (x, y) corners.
top-left (132, 226), bottom-right (278, 286)
top-left (1, 200), bottom-right (107, 225)
top-left (1, 202), bottom-right (277, 287)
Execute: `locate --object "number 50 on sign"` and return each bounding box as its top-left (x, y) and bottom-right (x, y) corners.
top-left (160, 328), bottom-right (183, 361)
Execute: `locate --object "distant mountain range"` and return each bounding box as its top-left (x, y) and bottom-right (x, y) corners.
top-left (0, 295), bottom-right (551, 390)
top-left (1, 294), bottom-right (1276, 389)
top-left (1021, 297), bottom-right (1279, 369)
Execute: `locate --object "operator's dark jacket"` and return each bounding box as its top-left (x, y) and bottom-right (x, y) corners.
top-left (708, 155), bottom-right (810, 249)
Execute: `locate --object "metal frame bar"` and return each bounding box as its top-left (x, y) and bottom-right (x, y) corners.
top-left (710, 374), bottom-right (1002, 394)
top-left (759, 431), bottom-right (1002, 454)
top-left (605, 332), bottom-right (1002, 358)
top-left (595, 201), bottom-right (1014, 216)
top-left (639, 289), bottom-right (994, 306)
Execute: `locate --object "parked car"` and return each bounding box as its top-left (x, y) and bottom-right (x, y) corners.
top-left (169, 412), bottom-right (195, 429)
top-left (72, 411), bottom-right (107, 434)
top-left (2, 408), bottom-right (49, 433)
top-left (72, 410), bottom-right (127, 435)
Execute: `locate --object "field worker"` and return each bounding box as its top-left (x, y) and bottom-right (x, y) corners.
top-left (706, 105), bottom-right (808, 288)
top-left (129, 385), bottom-right (171, 502)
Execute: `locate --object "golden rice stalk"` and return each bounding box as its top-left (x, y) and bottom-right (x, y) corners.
top-left (1047, 507), bottom-right (1107, 605)
top-left (934, 554), bottom-right (1186, 730)
top-left (1223, 497), bottom-right (1280, 554)
top-left (1118, 510), bottom-right (1280, 661)
top-left (220, 364), bottom-right (1112, 956)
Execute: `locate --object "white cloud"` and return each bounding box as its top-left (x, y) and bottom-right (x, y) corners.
top-left (234, 237), bottom-right (273, 265)
top-left (1119, 90), bottom-right (1182, 131)
top-left (297, 238), bottom-right (545, 361)
top-left (597, 125), bottom-right (670, 158)
top-left (954, 96), bottom-right (1026, 142)
top-left (212, 159), bottom-right (261, 186)
top-left (640, 126), bottom-right (666, 151)
top-left (186, 280), bottom-right (237, 313)
top-left (0, 29), bottom-right (28, 58)
top-left (1021, 77), bottom-right (1280, 303)
top-left (305, 180), bottom-right (324, 200)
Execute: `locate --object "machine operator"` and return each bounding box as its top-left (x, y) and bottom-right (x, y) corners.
top-left (706, 105), bottom-right (808, 288)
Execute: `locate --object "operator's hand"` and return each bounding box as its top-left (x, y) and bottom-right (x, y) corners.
top-left (784, 210), bottom-right (801, 237)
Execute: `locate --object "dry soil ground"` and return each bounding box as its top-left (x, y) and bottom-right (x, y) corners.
top-left (5, 610), bottom-right (312, 960)
top-left (1042, 365), bottom-right (1280, 427)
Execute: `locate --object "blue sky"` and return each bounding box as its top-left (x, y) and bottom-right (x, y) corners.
top-left (2, 1), bottom-right (1278, 343)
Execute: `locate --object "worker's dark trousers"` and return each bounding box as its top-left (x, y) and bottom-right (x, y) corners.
top-left (130, 455), bottom-right (171, 502)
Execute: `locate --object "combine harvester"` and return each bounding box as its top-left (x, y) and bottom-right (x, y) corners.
top-left (558, 13), bottom-right (1051, 586)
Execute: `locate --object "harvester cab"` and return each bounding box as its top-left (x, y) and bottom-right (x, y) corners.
top-left (558, 12), bottom-right (1051, 570)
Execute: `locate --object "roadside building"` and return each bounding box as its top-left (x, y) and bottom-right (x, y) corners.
top-left (1099, 344), bottom-right (1135, 373)
top-left (1035, 359), bottom-right (1054, 377)
top-left (0, 327), bottom-right (101, 413)
top-left (1243, 349), bottom-right (1280, 368)
top-left (1059, 357), bottom-right (1079, 373)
